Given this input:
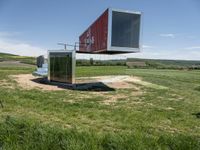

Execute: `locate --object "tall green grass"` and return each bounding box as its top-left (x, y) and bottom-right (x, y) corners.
top-left (0, 116), bottom-right (199, 150)
top-left (0, 65), bottom-right (200, 149)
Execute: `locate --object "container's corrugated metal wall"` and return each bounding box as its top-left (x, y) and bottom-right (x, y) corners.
top-left (79, 9), bottom-right (108, 53)
top-left (79, 8), bottom-right (141, 54)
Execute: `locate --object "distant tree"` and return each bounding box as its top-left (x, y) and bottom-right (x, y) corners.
top-left (90, 58), bottom-right (94, 65)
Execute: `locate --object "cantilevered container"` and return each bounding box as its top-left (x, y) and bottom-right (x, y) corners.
top-left (79, 8), bottom-right (142, 54)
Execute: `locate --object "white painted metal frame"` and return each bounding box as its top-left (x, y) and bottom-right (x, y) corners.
top-left (107, 8), bottom-right (143, 53)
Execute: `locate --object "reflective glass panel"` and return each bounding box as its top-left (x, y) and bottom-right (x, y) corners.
top-left (49, 52), bottom-right (73, 83)
top-left (111, 11), bottom-right (141, 48)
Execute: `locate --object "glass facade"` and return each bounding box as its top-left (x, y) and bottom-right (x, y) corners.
top-left (111, 11), bottom-right (141, 48)
top-left (49, 52), bottom-right (74, 84)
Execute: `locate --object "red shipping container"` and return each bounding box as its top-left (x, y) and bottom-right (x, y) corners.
top-left (79, 8), bottom-right (142, 54)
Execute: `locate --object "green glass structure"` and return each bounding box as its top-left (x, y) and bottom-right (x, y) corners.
top-left (48, 50), bottom-right (75, 84)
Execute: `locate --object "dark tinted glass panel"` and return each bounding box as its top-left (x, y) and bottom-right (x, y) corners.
top-left (111, 11), bottom-right (140, 48)
top-left (50, 52), bottom-right (72, 83)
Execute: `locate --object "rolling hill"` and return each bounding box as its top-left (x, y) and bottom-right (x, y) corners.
top-left (0, 52), bottom-right (36, 65)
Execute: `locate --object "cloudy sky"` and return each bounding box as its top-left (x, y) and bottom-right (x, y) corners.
top-left (0, 0), bottom-right (200, 60)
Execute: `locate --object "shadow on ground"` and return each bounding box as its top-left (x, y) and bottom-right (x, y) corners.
top-left (194, 86), bottom-right (200, 91)
top-left (31, 77), bottom-right (115, 92)
top-left (192, 112), bottom-right (200, 119)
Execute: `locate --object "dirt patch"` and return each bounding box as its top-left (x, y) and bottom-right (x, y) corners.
top-left (131, 90), bottom-right (143, 96)
top-left (0, 79), bottom-right (14, 89)
top-left (77, 75), bottom-right (167, 90)
top-left (9, 74), bottom-right (148, 105)
top-left (10, 74), bottom-right (167, 92)
top-left (106, 82), bottom-right (133, 89)
top-left (164, 107), bottom-right (175, 111)
top-left (103, 94), bottom-right (128, 105)
top-left (10, 74), bottom-right (64, 91)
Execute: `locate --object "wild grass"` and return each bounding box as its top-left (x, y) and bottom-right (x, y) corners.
top-left (0, 65), bottom-right (200, 149)
top-left (0, 52), bottom-right (36, 65)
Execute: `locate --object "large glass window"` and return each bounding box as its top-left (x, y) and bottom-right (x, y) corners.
top-left (111, 11), bottom-right (141, 48)
top-left (49, 52), bottom-right (73, 83)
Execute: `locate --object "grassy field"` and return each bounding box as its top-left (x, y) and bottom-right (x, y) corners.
top-left (0, 65), bottom-right (200, 149)
top-left (1, 52), bottom-right (200, 69)
top-left (0, 52), bottom-right (36, 65)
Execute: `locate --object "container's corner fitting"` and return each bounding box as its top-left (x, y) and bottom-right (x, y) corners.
top-left (48, 50), bottom-right (76, 84)
top-left (78, 8), bottom-right (142, 54)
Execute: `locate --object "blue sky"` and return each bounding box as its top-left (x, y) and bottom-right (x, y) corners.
top-left (0, 0), bottom-right (200, 60)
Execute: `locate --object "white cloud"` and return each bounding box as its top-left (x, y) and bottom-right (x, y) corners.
top-left (0, 38), bottom-right (46, 57)
top-left (128, 48), bottom-right (200, 60)
top-left (160, 34), bottom-right (175, 38)
top-left (0, 31), bottom-right (46, 57)
top-left (184, 46), bottom-right (200, 50)
top-left (142, 45), bottom-right (154, 49)
top-left (77, 48), bottom-right (200, 61)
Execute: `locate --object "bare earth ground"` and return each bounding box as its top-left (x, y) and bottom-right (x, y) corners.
top-left (10, 74), bottom-right (63, 91)
top-left (7, 74), bottom-right (149, 105)
top-left (9, 74), bottom-right (167, 91)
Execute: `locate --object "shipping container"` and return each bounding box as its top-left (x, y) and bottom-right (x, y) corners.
top-left (79, 8), bottom-right (142, 54)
